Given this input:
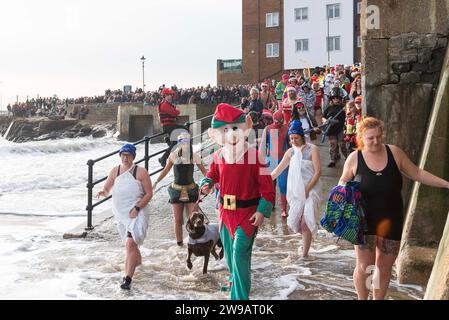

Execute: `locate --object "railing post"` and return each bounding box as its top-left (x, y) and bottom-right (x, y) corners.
top-left (144, 136), bottom-right (149, 171)
top-left (86, 159), bottom-right (94, 230)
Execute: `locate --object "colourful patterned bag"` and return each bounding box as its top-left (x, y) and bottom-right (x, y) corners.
top-left (320, 181), bottom-right (367, 245)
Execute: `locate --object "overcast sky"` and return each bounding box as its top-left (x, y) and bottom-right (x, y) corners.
top-left (0, 0), bottom-right (242, 108)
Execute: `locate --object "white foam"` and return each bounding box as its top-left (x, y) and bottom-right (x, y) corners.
top-left (274, 274), bottom-right (306, 300)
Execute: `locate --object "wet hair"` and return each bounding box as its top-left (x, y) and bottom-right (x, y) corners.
top-left (177, 139), bottom-right (194, 161)
top-left (356, 117), bottom-right (384, 150)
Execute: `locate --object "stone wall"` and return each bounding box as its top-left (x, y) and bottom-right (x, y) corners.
top-left (362, 0), bottom-right (449, 287)
top-left (67, 103), bottom-right (120, 122)
top-left (118, 104), bottom-right (216, 142)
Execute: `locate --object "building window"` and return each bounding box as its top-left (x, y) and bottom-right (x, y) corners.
top-left (357, 36), bottom-right (362, 47)
top-left (327, 36), bottom-right (341, 51)
top-left (357, 1), bottom-right (362, 14)
top-left (295, 39), bottom-right (309, 51)
top-left (266, 43), bottom-right (279, 58)
top-left (327, 3), bottom-right (341, 19)
top-left (266, 12), bottom-right (279, 27)
top-left (294, 7), bottom-right (308, 21)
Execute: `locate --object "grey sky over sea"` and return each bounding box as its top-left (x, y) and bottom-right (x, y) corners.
top-left (0, 0), bottom-right (241, 109)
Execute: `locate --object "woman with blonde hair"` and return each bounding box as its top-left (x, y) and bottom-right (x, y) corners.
top-left (339, 117), bottom-right (449, 300)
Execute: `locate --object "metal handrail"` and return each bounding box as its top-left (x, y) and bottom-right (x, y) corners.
top-left (85, 114), bottom-right (214, 230)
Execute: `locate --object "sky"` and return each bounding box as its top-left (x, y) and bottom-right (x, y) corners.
top-left (0, 0), bottom-right (242, 109)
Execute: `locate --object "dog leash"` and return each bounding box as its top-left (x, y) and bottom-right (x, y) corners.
top-left (195, 193), bottom-right (211, 224)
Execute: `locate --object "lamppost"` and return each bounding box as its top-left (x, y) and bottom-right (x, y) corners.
top-left (327, 6), bottom-right (330, 67)
top-left (140, 55), bottom-right (146, 92)
top-left (0, 81), bottom-right (3, 112)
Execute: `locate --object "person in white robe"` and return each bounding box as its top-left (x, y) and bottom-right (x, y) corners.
top-left (97, 144), bottom-right (153, 290)
top-left (271, 120), bottom-right (322, 258)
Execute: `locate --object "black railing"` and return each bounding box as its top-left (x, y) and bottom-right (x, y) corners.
top-left (85, 115), bottom-right (215, 230)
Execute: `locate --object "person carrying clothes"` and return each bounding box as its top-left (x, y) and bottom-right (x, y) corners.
top-left (339, 117), bottom-right (449, 300)
top-left (271, 120), bottom-right (322, 258)
top-left (96, 144), bottom-right (153, 290)
top-left (323, 87), bottom-right (348, 167)
top-left (200, 103), bottom-right (275, 300)
top-left (153, 132), bottom-right (208, 246)
top-left (259, 110), bottom-right (290, 217)
top-left (157, 87), bottom-right (188, 167)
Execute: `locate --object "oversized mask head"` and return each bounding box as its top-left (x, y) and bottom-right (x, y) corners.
top-left (208, 103), bottom-right (253, 148)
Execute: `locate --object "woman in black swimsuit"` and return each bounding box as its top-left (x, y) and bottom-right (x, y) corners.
top-left (153, 133), bottom-right (208, 246)
top-left (339, 117), bottom-right (449, 300)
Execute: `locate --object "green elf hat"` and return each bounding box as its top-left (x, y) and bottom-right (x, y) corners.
top-left (211, 103), bottom-right (246, 128)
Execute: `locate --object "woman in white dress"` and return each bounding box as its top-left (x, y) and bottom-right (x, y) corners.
top-left (271, 120), bottom-right (322, 258)
top-left (97, 144), bottom-right (153, 290)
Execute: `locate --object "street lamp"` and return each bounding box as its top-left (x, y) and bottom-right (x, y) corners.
top-left (0, 81), bottom-right (2, 112)
top-left (327, 6), bottom-right (330, 67)
top-left (140, 55), bottom-right (146, 92)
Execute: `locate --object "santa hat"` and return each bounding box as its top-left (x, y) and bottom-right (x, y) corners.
top-left (286, 85), bottom-right (297, 92)
top-left (262, 108), bottom-right (272, 116)
top-left (161, 88), bottom-right (174, 96)
top-left (211, 103), bottom-right (246, 128)
top-left (273, 110), bottom-right (283, 121)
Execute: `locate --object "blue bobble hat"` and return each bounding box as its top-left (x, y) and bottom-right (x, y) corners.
top-left (288, 120), bottom-right (305, 137)
top-left (119, 143), bottom-right (136, 159)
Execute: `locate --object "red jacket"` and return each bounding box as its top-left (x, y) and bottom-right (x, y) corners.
top-left (158, 100), bottom-right (180, 126)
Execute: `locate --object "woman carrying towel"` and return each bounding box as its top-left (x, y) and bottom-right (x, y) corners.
top-left (153, 132), bottom-right (208, 246)
top-left (271, 120), bottom-right (322, 258)
top-left (97, 143), bottom-right (153, 290)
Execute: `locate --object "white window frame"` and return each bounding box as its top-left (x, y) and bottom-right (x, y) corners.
top-left (357, 35), bottom-right (362, 47)
top-left (295, 39), bottom-right (309, 52)
top-left (266, 43), bottom-right (279, 58)
top-left (266, 12), bottom-right (279, 27)
top-left (327, 36), bottom-right (341, 51)
top-left (357, 1), bottom-right (362, 14)
top-left (294, 7), bottom-right (308, 22)
top-left (327, 3), bottom-right (341, 19)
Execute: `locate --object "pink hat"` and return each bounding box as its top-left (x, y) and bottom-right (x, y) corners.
top-left (282, 74), bottom-right (289, 81)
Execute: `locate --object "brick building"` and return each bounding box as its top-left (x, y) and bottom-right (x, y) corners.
top-left (218, 0), bottom-right (361, 86)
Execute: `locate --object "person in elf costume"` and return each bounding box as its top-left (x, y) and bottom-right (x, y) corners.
top-left (200, 103), bottom-right (275, 300)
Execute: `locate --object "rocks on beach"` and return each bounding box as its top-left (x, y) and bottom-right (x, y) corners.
top-left (0, 117), bottom-right (116, 142)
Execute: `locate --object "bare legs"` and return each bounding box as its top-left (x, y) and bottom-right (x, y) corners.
top-left (353, 236), bottom-right (400, 300)
top-left (373, 237), bottom-right (400, 300)
top-left (299, 216), bottom-right (312, 258)
top-left (125, 238), bottom-right (142, 278)
top-left (354, 237), bottom-right (376, 300)
top-left (172, 203), bottom-right (196, 244)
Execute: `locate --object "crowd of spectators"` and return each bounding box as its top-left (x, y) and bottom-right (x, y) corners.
top-left (5, 63), bottom-right (362, 119)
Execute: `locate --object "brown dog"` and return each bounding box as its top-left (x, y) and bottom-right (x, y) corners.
top-left (186, 212), bottom-right (224, 274)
